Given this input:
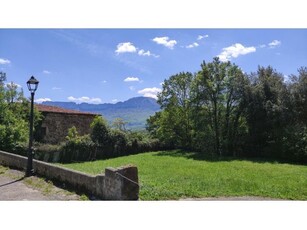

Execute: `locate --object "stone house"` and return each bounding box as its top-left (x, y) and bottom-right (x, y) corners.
top-left (35, 104), bottom-right (99, 144)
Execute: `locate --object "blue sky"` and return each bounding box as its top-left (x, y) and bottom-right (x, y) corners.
top-left (1, 29), bottom-right (307, 104)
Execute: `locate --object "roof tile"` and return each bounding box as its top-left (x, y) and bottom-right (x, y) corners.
top-left (35, 104), bottom-right (98, 116)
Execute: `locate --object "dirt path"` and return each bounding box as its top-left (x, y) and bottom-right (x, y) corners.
top-left (0, 167), bottom-right (83, 201)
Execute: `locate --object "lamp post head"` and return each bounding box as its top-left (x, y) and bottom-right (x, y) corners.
top-left (27, 76), bottom-right (39, 93)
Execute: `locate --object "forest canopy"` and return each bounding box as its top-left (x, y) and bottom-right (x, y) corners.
top-left (147, 58), bottom-right (307, 163)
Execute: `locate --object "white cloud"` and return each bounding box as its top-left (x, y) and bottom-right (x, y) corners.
top-left (269, 40), bottom-right (281, 48)
top-left (101, 80), bottom-right (107, 83)
top-left (0, 58), bottom-right (11, 65)
top-left (138, 87), bottom-right (161, 99)
top-left (197, 35), bottom-right (209, 40)
top-left (138, 49), bottom-right (160, 58)
top-left (152, 37), bottom-right (177, 49)
top-left (129, 86), bottom-right (135, 91)
top-left (124, 77), bottom-right (140, 82)
top-left (68, 96), bottom-right (102, 104)
top-left (115, 42), bottom-right (137, 54)
top-left (259, 44), bottom-right (266, 48)
top-left (43, 70), bottom-right (51, 74)
top-left (217, 43), bottom-right (256, 62)
top-left (115, 43), bottom-right (159, 58)
top-left (52, 87), bottom-right (61, 90)
top-left (186, 42), bottom-right (199, 48)
top-left (111, 99), bottom-right (118, 103)
top-left (138, 49), bottom-right (151, 56)
top-left (35, 98), bottom-right (52, 103)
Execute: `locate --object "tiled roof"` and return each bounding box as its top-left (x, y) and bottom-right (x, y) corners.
top-left (35, 104), bottom-right (99, 116)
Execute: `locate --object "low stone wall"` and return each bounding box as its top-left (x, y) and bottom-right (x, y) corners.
top-left (0, 150), bottom-right (139, 200)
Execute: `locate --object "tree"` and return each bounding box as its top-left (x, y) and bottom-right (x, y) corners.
top-left (282, 67), bottom-right (307, 162)
top-left (146, 59), bottom-right (307, 163)
top-left (156, 72), bottom-right (194, 149)
top-left (0, 73), bottom-right (30, 152)
top-left (5, 82), bottom-right (24, 104)
top-left (245, 66), bottom-right (289, 157)
top-left (112, 118), bottom-right (127, 131)
top-left (110, 129), bottom-right (128, 156)
top-left (290, 67), bottom-right (307, 123)
top-left (192, 57), bottom-right (248, 156)
top-left (90, 116), bottom-right (111, 148)
top-left (0, 72), bottom-right (6, 84)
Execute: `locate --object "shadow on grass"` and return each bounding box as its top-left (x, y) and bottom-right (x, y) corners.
top-left (153, 149), bottom-right (306, 166)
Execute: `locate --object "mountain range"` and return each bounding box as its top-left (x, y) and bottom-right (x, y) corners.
top-left (42, 97), bottom-right (160, 130)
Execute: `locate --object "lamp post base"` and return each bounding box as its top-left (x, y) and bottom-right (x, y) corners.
top-left (25, 169), bottom-right (35, 177)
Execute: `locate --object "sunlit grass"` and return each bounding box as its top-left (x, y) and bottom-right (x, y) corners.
top-left (58, 150), bottom-right (307, 200)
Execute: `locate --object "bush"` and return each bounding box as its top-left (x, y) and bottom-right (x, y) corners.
top-left (59, 127), bottom-right (95, 163)
top-left (281, 125), bottom-right (307, 163)
top-left (34, 143), bottom-right (62, 162)
top-left (90, 116), bottom-right (112, 148)
top-left (110, 129), bottom-right (128, 156)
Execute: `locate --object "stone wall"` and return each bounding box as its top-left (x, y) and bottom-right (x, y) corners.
top-left (0, 150), bottom-right (139, 200)
top-left (37, 113), bottom-right (96, 144)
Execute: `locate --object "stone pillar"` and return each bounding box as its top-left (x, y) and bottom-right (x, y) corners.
top-left (95, 174), bottom-right (105, 198)
top-left (104, 165), bottom-right (139, 200)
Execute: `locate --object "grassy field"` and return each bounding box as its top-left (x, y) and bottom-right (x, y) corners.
top-left (59, 150), bottom-right (307, 200)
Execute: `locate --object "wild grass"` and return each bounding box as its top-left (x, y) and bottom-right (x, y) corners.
top-left (0, 165), bottom-right (8, 174)
top-left (58, 150), bottom-right (307, 200)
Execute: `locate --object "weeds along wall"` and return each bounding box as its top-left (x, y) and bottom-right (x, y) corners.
top-left (0, 150), bottom-right (139, 200)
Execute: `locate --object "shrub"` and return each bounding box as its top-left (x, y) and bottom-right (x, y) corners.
top-left (60, 127), bottom-right (95, 163)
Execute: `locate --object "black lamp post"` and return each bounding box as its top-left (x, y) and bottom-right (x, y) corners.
top-left (26, 76), bottom-right (39, 177)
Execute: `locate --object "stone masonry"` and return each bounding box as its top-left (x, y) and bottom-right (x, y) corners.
top-left (35, 104), bottom-right (98, 144)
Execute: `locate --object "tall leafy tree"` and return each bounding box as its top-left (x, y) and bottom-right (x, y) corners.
top-left (0, 73), bottom-right (29, 151)
top-left (156, 72), bottom-right (194, 149)
top-left (283, 67), bottom-right (307, 162)
top-left (192, 57), bottom-right (248, 156)
top-left (290, 67), bottom-right (307, 123)
top-left (245, 66), bottom-right (289, 157)
top-left (147, 59), bottom-right (307, 163)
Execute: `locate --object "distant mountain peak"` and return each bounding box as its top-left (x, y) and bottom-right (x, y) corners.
top-left (42, 96), bottom-right (160, 130)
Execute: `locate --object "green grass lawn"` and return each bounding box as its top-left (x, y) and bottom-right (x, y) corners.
top-left (58, 150), bottom-right (307, 200)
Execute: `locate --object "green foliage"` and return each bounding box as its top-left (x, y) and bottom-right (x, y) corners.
top-left (56, 116), bottom-right (162, 163)
top-left (60, 126), bottom-right (95, 162)
top-left (244, 66), bottom-right (289, 157)
top-left (149, 72), bottom-right (194, 149)
top-left (147, 59), bottom-right (307, 163)
top-left (90, 116), bottom-right (112, 148)
top-left (192, 58), bottom-right (248, 156)
top-left (60, 150), bottom-right (307, 200)
top-left (149, 58), bottom-right (249, 156)
top-left (0, 73), bottom-right (32, 152)
top-left (34, 143), bottom-right (62, 162)
top-left (110, 129), bottom-right (128, 156)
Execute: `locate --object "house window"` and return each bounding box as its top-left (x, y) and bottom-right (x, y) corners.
top-left (41, 127), bottom-right (47, 137)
